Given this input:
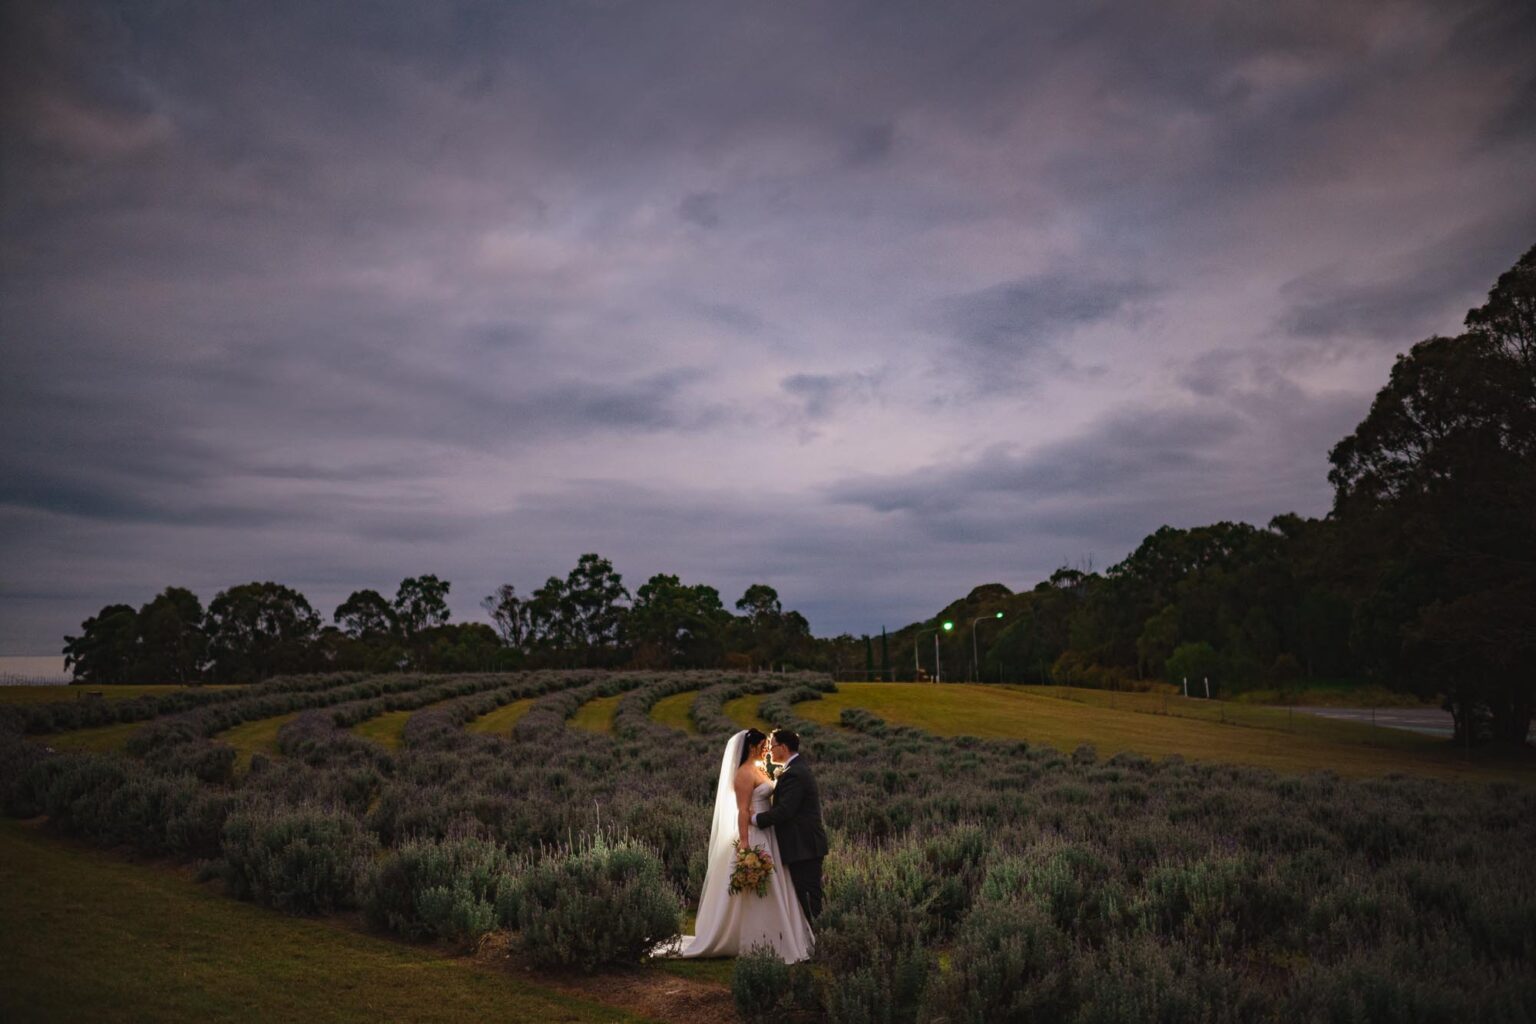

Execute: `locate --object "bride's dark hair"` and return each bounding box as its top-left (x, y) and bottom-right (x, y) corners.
top-left (739, 728), bottom-right (768, 765)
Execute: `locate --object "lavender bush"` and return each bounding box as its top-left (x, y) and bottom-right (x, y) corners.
top-left (508, 831), bottom-right (682, 971)
top-left (220, 802), bottom-right (378, 914)
top-left (361, 833), bottom-right (518, 946)
top-left (2, 669), bottom-right (1533, 1019)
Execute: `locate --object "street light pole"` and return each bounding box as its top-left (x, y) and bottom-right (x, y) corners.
top-left (971, 611), bottom-right (1005, 682)
top-left (915, 621), bottom-right (955, 683)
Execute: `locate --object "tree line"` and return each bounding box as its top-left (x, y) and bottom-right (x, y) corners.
top-left (905, 244), bottom-right (1534, 746)
top-left (62, 244), bottom-right (1534, 744)
top-left (63, 563), bottom-right (823, 685)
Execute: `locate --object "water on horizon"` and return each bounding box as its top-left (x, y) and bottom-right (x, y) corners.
top-left (0, 656), bottom-right (71, 684)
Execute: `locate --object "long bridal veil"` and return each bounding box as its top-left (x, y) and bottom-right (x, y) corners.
top-left (676, 729), bottom-right (745, 956)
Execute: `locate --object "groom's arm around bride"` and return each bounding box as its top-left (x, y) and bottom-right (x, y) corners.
top-left (753, 730), bottom-right (828, 920)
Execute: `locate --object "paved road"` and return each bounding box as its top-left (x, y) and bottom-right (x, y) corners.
top-left (1292, 706), bottom-right (1455, 737)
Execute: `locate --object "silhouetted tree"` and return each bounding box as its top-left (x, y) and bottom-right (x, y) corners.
top-left (392, 576), bottom-right (452, 636)
top-left (205, 581), bottom-right (321, 683)
top-left (482, 584), bottom-right (531, 651)
top-left (334, 589), bottom-right (395, 638)
top-left (135, 586), bottom-right (206, 684)
top-left (527, 575), bottom-right (572, 651)
top-left (564, 553), bottom-right (629, 650)
top-left (1329, 244), bottom-right (1536, 743)
top-left (735, 584), bottom-right (782, 624)
top-left (629, 573), bottom-right (728, 668)
top-left (63, 603), bottom-right (140, 684)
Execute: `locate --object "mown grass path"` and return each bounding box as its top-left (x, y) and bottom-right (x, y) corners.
top-left (569, 694), bottom-right (623, 733)
top-left (0, 819), bottom-right (649, 1024)
top-left (215, 712), bottom-right (302, 771)
top-left (0, 684), bottom-right (243, 706)
top-left (648, 691), bottom-right (698, 734)
top-left (351, 709), bottom-right (415, 749)
top-left (465, 698), bottom-right (535, 736)
top-left (38, 720), bottom-right (146, 753)
top-left (793, 683), bottom-right (1536, 784)
top-left (722, 694), bottom-right (773, 733)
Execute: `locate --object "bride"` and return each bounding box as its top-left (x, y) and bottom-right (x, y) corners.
top-left (673, 728), bottom-right (814, 962)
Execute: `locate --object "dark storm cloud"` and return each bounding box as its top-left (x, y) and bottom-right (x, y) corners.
top-left (941, 275), bottom-right (1155, 353)
top-left (781, 372), bottom-right (881, 420)
top-left (832, 407), bottom-right (1239, 520)
top-left (678, 192), bottom-right (722, 229)
top-left (1276, 211), bottom-right (1536, 343)
top-left (2, 0), bottom-right (1534, 651)
top-left (828, 370), bottom-right (1368, 557)
top-left (844, 122), bottom-right (896, 166)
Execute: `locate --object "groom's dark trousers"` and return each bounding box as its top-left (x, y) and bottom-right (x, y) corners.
top-left (754, 755), bottom-right (828, 921)
top-left (787, 857), bottom-right (824, 920)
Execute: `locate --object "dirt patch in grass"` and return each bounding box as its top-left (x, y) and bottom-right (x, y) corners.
top-left (475, 933), bottom-right (733, 1024)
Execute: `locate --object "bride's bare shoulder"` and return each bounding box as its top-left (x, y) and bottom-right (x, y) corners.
top-left (734, 762), bottom-right (769, 785)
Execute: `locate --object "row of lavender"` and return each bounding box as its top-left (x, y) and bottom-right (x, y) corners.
top-left (0, 671), bottom-right (378, 735)
top-left (0, 670), bottom-right (814, 974)
top-left (4, 670), bottom-right (1535, 1021)
top-left (752, 692), bottom-right (1536, 1024)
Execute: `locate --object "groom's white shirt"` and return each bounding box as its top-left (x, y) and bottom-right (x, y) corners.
top-left (753, 753), bottom-right (797, 827)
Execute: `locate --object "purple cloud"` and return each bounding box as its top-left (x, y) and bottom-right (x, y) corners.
top-left (2, 0), bottom-right (1534, 651)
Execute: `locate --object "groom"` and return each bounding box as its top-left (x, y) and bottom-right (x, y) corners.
top-left (753, 729), bottom-right (827, 920)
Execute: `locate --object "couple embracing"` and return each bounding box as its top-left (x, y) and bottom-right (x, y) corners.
top-left (676, 728), bottom-right (825, 963)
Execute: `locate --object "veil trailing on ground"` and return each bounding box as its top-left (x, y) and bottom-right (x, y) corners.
top-left (675, 730), bottom-right (745, 956)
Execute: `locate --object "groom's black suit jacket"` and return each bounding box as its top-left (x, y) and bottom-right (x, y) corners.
top-left (755, 755), bottom-right (828, 864)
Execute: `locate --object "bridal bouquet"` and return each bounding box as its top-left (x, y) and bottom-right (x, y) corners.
top-left (730, 841), bottom-right (775, 897)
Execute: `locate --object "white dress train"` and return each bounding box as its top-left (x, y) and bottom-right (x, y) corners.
top-left (666, 732), bottom-right (814, 962)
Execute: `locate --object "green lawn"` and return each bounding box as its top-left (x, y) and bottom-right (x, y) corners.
top-left (39, 721), bottom-right (146, 753)
top-left (1227, 679), bottom-right (1437, 708)
top-left (792, 683), bottom-right (1536, 785)
top-left (215, 712), bottom-right (302, 772)
top-left (721, 694), bottom-right (773, 733)
top-left (465, 698), bottom-right (535, 736)
top-left (0, 684), bottom-right (243, 706)
top-left (648, 691), bottom-right (699, 734)
top-left (569, 694), bottom-right (623, 733)
top-left (1011, 685), bottom-right (1433, 749)
top-left (0, 819), bottom-right (648, 1024)
top-left (351, 709), bottom-right (415, 749)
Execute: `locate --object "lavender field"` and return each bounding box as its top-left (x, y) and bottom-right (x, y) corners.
top-left (2, 669), bottom-right (1533, 1023)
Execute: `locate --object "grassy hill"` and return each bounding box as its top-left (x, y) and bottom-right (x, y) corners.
top-left (0, 819), bottom-right (649, 1024)
top-left (791, 683), bottom-right (1535, 784)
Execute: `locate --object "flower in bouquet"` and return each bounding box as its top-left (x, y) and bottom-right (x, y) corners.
top-left (729, 840), bottom-right (775, 897)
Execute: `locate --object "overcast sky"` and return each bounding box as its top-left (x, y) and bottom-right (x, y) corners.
top-left (3, 0), bottom-right (1534, 653)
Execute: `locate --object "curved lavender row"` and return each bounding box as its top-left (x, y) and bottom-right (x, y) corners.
top-left (126, 673), bottom-right (441, 746)
top-left (279, 672), bottom-right (611, 768)
top-left (398, 670), bottom-right (595, 751)
top-left (0, 671), bottom-right (374, 737)
top-left (687, 673), bottom-right (822, 736)
top-left (3, 668), bottom-right (1534, 1017)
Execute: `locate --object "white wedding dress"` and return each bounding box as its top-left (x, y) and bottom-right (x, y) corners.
top-left (669, 731), bottom-right (814, 962)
